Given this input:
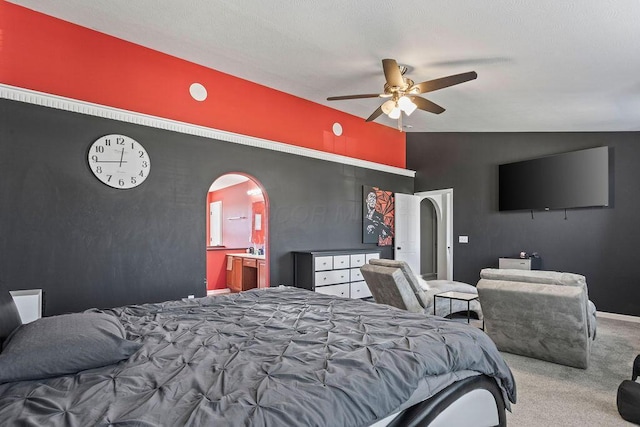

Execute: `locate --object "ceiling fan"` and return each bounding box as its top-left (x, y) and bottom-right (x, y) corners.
top-left (327, 59), bottom-right (477, 130)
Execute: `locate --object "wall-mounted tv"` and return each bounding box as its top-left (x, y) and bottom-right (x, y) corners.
top-left (499, 146), bottom-right (610, 211)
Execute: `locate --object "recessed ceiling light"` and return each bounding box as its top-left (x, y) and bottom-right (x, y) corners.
top-left (189, 83), bottom-right (207, 101)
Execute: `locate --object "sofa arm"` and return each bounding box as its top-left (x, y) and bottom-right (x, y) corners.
top-left (477, 279), bottom-right (591, 368)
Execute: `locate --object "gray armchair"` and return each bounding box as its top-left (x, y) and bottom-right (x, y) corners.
top-left (477, 268), bottom-right (597, 369)
top-left (360, 259), bottom-right (482, 319)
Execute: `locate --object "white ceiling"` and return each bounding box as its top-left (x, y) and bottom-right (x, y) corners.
top-left (10, 0), bottom-right (640, 132)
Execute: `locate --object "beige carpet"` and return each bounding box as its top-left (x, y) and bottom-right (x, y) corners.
top-left (503, 316), bottom-right (640, 426)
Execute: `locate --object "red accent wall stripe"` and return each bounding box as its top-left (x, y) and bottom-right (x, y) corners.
top-left (0, 2), bottom-right (406, 168)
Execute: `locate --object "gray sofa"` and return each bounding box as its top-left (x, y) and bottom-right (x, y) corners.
top-left (477, 268), bottom-right (597, 369)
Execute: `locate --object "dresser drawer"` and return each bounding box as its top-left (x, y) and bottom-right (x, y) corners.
top-left (315, 269), bottom-right (350, 286)
top-left (333, 255), bottom-right (350, 270)
top-left (242, 258), bottom-right (257, 268)
top-left (365, 253), bottom-right (380, 263)
top-left (314, 256), bottom-right (333, 271)
top-left (350, 254), bottom-right (366, 268)
top-left (315, 283), bottom-right (350, 298)
top-left (350, 268), bottom-right (363, 282)
top-left (350, 281), bottom-right (372, 299)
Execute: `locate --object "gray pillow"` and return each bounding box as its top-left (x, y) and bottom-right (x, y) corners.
top-left (0, 312), bottom-right (141, 384)
top-left (0, 291), bottom-right (22, 346)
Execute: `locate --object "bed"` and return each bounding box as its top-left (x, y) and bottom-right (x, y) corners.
top-left (0, 287), bottom-right (516, 426)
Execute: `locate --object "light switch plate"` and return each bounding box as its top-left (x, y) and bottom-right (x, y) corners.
top-left (459, 235), bottom-right (469, 243)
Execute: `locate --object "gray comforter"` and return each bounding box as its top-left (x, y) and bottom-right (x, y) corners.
top-left (0, 287), bottom-right (515, 426)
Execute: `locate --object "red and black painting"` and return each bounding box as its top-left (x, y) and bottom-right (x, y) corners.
top-left (363, 186), bottom-right (394, 246)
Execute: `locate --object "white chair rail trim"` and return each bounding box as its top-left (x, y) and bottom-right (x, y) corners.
top-left (0, 84), bottom-right (415, 178)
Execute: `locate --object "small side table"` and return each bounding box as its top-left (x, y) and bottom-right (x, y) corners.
top-left (433, 291), bottom-right (480, 327)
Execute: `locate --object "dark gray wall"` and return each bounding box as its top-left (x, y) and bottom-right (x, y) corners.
top-left (407, 132), bottom-right (640, 317)
top-left (0, 99), bottom-right (412, 315)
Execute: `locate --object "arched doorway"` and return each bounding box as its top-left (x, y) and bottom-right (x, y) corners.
top-left (416, 188), bottom-right (453, 281)
top-left (205, 173), bottom-right (269, 294)
top-left (420, 198), bottom-right (438, 280)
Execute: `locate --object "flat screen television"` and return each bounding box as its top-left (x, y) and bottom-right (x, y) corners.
top-left (499, 146), bottom-right (610, 211)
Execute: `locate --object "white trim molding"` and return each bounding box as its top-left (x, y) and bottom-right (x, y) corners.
top-left (0, 84), bottom-right (415, 178)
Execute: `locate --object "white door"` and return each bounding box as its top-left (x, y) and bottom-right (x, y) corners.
top-left (394, 193), bottom-right (421, 274)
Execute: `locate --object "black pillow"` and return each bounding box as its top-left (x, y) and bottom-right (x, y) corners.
top-left (0, 291), bottom-right (22, 346)
top-left (0, 312), bottom-right (141, 384)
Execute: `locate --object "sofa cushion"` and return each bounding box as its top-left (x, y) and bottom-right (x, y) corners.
top-left (424, 279), bottom-right (478, 295)
top-left (480, 268), bottom-right (586, 288)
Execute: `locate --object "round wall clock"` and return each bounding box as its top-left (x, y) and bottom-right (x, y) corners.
top-left (88, 134), bottom-right (151, 189)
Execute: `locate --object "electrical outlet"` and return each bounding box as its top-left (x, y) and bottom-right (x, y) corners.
top-left (459, 235), bottom-right (469, 244)
top-left (187, 294), bottom-right (195, 299)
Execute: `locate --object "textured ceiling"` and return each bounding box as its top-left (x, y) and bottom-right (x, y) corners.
top-left (8, 0), bottom-right (640, 132)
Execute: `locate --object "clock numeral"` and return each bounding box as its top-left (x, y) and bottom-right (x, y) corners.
top-left (95, 146), bottom-right (104, 153)
top-left (96, 166), bottom-right (102, 174)
top-left (139, 151), bottom-right (145, 158)
top-left (107, 175), bottom-right (112, 182)
top-left (105, 138), bottom-right (111, 146)
top-left (131, 177), bottom-right (137, 185)
top-left (131, 142), bottom-right (135, 149)
top-left (139, 171), bottom-right (144, 177)
top-left (142, 161), bottom-right (149, 168)
top-left (118, 178), bottom-right (125, 187)
top-left (116, 137), bottom-right (125, 145)
top-left (91, 155), bottom-right (98, 162)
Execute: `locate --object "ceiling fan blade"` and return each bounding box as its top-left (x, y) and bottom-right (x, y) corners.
top-left (410, 71), bottom-right (477, 94)
top-left (382, 59), bottom-right (404, 88)
top-left (365, 105), bottom-right (384, 122)
top-left (409, 96), bottom-right (445, 114)
top-left (327, 93), bottom-right (382, 101)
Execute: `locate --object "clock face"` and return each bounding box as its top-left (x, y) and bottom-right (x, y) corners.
top-left (88, 134), bottom-right (151, 189)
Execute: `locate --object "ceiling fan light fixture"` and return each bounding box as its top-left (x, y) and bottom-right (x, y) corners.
top-left (398, 96), bottom-right (417, 116)
top-left (381, 99), bottom-right (395, 115)
top-left (388, 105), bottom-right (401, 119)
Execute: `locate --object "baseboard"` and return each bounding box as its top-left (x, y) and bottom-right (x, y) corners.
top-left (207, 289), bottom-right (231, 296)
top-left (597, 311), bottom-right (640, 324)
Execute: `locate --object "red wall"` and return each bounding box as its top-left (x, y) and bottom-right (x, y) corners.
top-left (0, 1), bottom-right (406, 168)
